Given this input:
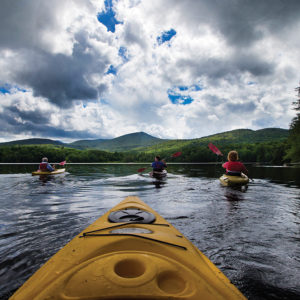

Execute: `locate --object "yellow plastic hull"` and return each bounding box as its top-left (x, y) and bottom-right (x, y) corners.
top-left (220, 173), bottom-right (249, 186)
top-left (10, 196), bottom-right (246, 300)
top-left (32, 168), bottom-right (65, 176)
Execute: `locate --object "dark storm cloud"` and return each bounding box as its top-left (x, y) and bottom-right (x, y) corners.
top-left (0, 106), bottom-right (98, 139)
top-left (0, 1), bottom-right (110, 108)
top-left (14, 46), bottom-right (107, 108)
top-left (7, 106), bottom-right (50, 125)
top-left (176, 52), bottom-right (274, 84)
top-left (199, 94), bottom-right (256, 114)
top-left (169, 0), bottom-right (300, 47)
top-left (0, 0), bottom-right (63, 50)
top-left (227, 102), bottom-right (256, 113)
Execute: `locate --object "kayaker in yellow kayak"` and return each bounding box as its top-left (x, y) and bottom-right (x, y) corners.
top-left (222, 150), bottom-right (248, 176)
top-left (39, 157), bottom-right (55, 172)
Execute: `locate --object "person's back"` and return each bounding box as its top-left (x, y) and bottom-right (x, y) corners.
top-left (222, 151), bottom-right (248, 176)
top-left (39, 157), bottom-right (55, 172)
top-left (151, 156), bottom-right (166, 172)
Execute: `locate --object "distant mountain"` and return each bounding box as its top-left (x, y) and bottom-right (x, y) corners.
top-left (0, 138), bottom-right (64, 146)
top-left (69, 132), bottom-right (167, 151)
top-left (134, 128), bottom-right (289, 153)
top-left (199, 128), bottom-right (289, 144)
top-left (0, 128), bottom-right (289, 152)
top-left (69, 138), bottom-right (107, 150)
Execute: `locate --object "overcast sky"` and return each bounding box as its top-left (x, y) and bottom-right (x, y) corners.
top-left (0, 0), bottom-right (299, 142)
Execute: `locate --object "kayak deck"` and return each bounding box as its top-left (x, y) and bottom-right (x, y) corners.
top-left (32, 168), bottom-right (65, 176)
top-left (220, 173), bottom-right (249, 186)
top-left (10, 196), bottom-right (246, 300)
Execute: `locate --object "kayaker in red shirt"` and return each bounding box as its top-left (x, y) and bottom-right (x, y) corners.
top-left (222, 151), bottom-right (248, 176)
top-left (39, 157), bottom-right (55, 172)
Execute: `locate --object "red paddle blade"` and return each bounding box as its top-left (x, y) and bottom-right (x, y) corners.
top-left (208, 143), bottom-right (223, 156)
top-left (137, 167), bottom-right (147, 173)
top-left (59, 161), bottom-right (66, 165)
top-left (172, 151), bottom-right (182, 158)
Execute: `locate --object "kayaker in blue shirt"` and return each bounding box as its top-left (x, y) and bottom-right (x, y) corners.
top-left (151, 156), bottom-right (167, 172)
top-left (39, 157), bottom-right (55, 172)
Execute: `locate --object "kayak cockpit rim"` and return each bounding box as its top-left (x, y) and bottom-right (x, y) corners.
top-left (80, 221), bottom-right (187, 250)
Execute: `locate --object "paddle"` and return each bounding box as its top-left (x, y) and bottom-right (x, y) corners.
top-left (171, 151), bottom-right (182, 158)
top-left (137, 152), bottom-right (182, 173)
top-left (208, 143), bottom-right (223, 156)
top-left (48, 161), bottom-right (66, 170)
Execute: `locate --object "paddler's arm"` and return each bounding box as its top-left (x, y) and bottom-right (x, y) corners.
top-left (47, 163), bottom-right (55, 171)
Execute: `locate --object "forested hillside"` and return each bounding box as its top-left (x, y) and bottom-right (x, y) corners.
top-left (0, 127), bottom-right (290, 164)
top-left (0, 140), bottom-right (289, 165)
top-left (0, 138), bottom-right (64, 146)
top-left (0, 145), bottom-right (121, 163)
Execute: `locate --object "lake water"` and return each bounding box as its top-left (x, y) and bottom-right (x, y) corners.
top-left (0, 163), bottom-right (300, 300)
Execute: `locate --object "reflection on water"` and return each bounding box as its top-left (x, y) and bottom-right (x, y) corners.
top-left (0, 164), bottom-right (300, 299)
top-left (224, 189), bottom-right (246, 202)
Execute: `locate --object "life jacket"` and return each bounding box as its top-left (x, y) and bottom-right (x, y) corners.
top-left (223, 161), bottom-right (247, 176)
top-left (153, 161), bottom-right (165, 172)
top-left (39, 162), bottom-right (48, 170)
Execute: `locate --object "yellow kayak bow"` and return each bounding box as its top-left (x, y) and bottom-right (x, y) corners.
top-left (10, 196), bottom-right (246, 300)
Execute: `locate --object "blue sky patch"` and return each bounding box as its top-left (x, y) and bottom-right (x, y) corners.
top-left (97, 0), bottom-right (122, 33)
top-left (178, 86), bottom-right (188, 91)
top-left (192, 84), bottom-right (202, 91)
top-left (0, 84), bottom-right (27, 94)
top-left (168, 88), bottom-right (194, 105)
top-left (178, 84), bottom-right (202, 92)
top-left (106, 65), bottom-right (117, 75)
top-left (157, 29), bottom-right (176, 45)
top-left (119, 46), bottom-right (129, 62)
top-left (167, 84), bottom-right (203, 105)
top-left (0, 86), bottom-right (10, 94)
top-left (168, 93), bottom-right (193, 105)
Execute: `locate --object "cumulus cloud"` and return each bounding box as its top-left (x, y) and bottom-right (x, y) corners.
top-left (0, 0), bottom-right (116, 109)
top-left (0, 90), bottom-right (100, 141)
top-left (0, 0), bottom-right (299, 141)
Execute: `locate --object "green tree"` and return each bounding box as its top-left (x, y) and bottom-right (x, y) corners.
top-left (285, 83), bottom-right (300, 162)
